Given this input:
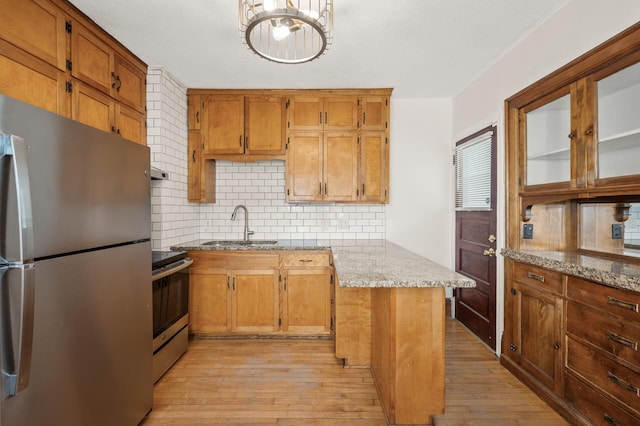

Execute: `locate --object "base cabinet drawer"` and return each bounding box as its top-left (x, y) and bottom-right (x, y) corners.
top-left (567, 338), bottom-right (640, 411)
top-left (567, 301), bottom-right (640, 368)
top-left (566, 373), bottom-right (640, 426)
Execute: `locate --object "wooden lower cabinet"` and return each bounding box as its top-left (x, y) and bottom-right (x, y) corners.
top-left (503, 261), bottom-right (564, 394)
top-left (503, 260), bottom-right (640, 424)
top-left (189, 267), bottom-right (230, 334)
top-left (188, 250), bottom-right (333, 336)
top-left (282, 267), bottom-right (331, 334)
top-left (232, 269), bottom-right (279, 333)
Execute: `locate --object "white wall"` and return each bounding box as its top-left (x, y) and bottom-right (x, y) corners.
top-left (386, 98), bottom-right (453, 268)
top-left (451, 0), bottom-right (640, 354)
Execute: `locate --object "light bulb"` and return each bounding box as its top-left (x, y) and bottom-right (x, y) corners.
top-left (263, 0), bottom-right (276, 11)
top-left (300, 9), bottom-right (319, 20)
top-left (272, 25), bottom-right (291, 41)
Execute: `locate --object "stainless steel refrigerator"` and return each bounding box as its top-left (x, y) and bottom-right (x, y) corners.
top-left (0, 95), bottom-right (153, 425)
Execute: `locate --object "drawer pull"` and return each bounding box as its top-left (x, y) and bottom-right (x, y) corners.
top-left (526, 272), bottom-right (545, 283)
top-left (607, 296), bottom-right (639, 313)
top-left (604, 413), bottom-right (621, 426)
top-left (299, 259), bottom-right (313, 263)
top-left (606, 331), bottom-right (639, 351)
top-left (607, 372), bottom-right (640, 396)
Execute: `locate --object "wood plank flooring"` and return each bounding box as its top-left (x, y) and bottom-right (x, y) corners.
top-left (141, 320), bottom-right (568, 425)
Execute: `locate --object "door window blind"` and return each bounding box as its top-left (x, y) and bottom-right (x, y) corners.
top-left (455, 131), bottom-right (493, 210)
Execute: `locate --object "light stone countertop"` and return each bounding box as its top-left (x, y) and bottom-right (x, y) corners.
top-left (171, 239), bottom-right (476, 289)
top-left (501, 248), bottom-right (640, 293)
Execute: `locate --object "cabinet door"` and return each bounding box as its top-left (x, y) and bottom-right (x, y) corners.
top-left (287, 96), bottom-right (323, 131)
top-left (324, 132), bottom-right (358, 201)
top-left (113, 54), bottom-right (146, 113)
top-left (361, 96), bottom-right (388, 131)
top-left (0, 0), bottom-right (67, 70)
top-left (231, 269), bottom-right (279, 333)
top-left (188, 95), bottom-right (202, 130)
top-left (245, 96), bottom-right (285, 155)
top-left (187, 131), bottom-right (216, 203)
top-left (359, 131), bottom-right (388, 202)
top-left (202, 95), bottom-right (244, 154)
top-left (286, 132), bottom-right (323, 201)
top-left (0, 41), bottom-right (67, 115)
top-left (513, 281), bottom-right (564, 394)
top-left (189, 269), bottom-right (231, 334)
top-left (71, 23), bottom-right (115, 96)
top-left (282, 268), bottom-right (331, 334)
top-left (323, 96), bottom-right (357, 130)
top-left (115, 103), bottom-right (145, 145)
top-left (594, 60), bottom-right (640, 185)
top-left (72, 80), bottom-right (114, 134)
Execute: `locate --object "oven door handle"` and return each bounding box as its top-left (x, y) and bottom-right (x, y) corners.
top-left (152, 258), bottom-right (193, 280)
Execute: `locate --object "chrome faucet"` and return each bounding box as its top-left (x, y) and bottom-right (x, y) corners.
top-left (231, 204), bottom-right (254, 241)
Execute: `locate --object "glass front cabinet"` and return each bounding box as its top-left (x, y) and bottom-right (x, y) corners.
top-left (520, 56), bottom-right (640, 197)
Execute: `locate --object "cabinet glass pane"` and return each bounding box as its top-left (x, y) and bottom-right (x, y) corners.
top-left (526, 94), bottom-right (570, 185)
top-left (597, 62), bottom-right (640, 179)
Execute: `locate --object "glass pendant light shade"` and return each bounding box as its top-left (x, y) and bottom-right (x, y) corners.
top-left (239, 0), bottom-right (333, 64)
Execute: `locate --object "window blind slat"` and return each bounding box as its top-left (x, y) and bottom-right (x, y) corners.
top-left (455, 132), bottom-right (492, 210)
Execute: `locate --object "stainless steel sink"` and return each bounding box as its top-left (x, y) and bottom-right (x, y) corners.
top-left (202, 240), bottom-right (278, 247)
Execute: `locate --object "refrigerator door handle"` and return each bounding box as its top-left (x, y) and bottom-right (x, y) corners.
top-left (1, 263), bottom-right (36, 397)
top-left (1, 134), bottom-right (35, 264)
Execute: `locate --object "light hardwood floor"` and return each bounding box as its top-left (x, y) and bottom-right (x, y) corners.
top-left (141, 320), bottom-right (568, 425)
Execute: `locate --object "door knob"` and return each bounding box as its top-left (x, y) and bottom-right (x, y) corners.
top-left (483, 248), bottom-right (496, 257)
top-left (488, 234), bottom-right (496, 243)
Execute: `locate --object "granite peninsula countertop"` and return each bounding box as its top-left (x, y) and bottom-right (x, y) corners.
top-left (501, 248), bottom-right (640, 293)
top-left (171, 239), bottom-right (476, 289)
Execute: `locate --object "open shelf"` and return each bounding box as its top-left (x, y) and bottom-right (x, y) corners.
top-left (598, 128), bottom-right (640, 153)
top-left (528, 146), bottom-right (571, 161)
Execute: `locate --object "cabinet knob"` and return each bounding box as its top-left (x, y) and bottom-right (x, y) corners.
top-left (585, 128), bottom-right (593, 135)
top-left (511, 288), bottom-right (516, 295)
top-left (568, 132), bottom-right (577, 139)
top-left (554, 343), bottom-right (560, 350)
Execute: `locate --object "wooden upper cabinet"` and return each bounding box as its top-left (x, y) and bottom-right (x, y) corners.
top-left (245, 96), bottom-right (286, 155)
top-left (288, 96), bottom-right (357, 131)
top-left (509, 35), bottom-right (640, 204)
top-left (188, 94), bottom-right (202, 130)
top-left (71, 22), bottom-right (146, 113)
top-left (202, 95), bottom-right (245, 155)
top-left (115, 103), bottom-right (145, 145)
top-left (324, 97), bottom-right (358, 130)
top-left (72, 80), bottom-right (113, 134)
top-left (71, 22), bottom-right (114, 97)
top-left (361, 96), bottom-right (388, 131)
top-left (188, 130), bottom-right (216, 203)
top-left (324, 132), bottom-right (358, 202)
top-left (0, 40), bottom-right (67, 115)
top-left (72, 80), bottom-right (145, 145)
top-left (113, 53), bottom-right (146, 112)
top-left (359, 132), bottom-right (389, 202)
top-left (0, 0), bottom-right (148, 144)
top-left (0, 0), bottom-right (67, 70)
top-left (286, 132), bottom-right (324, 201)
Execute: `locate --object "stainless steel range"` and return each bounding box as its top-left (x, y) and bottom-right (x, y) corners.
top-left (152, 250), bottom-right (192, 383)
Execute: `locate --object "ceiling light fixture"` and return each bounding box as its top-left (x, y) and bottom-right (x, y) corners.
top-left (239, 0), bottom-right (333, 64)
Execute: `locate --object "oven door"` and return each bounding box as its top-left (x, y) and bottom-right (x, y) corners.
top-left (152, 259), bottom-right (191, 343)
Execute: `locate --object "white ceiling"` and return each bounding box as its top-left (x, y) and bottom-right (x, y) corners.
top-left (69, 0), bottom-right (567, 98)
